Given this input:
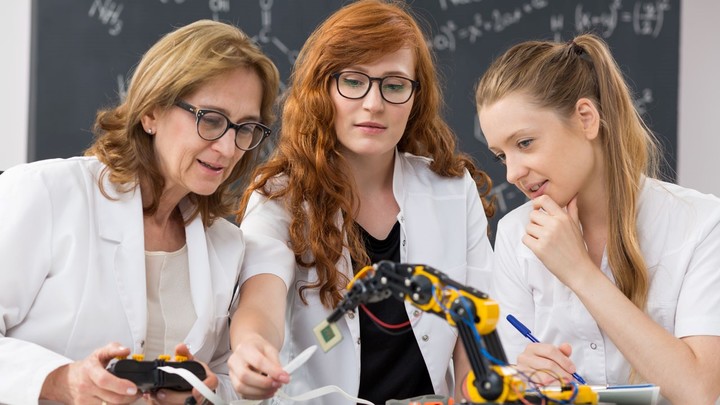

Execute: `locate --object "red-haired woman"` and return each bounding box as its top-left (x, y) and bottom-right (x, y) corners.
top-left (227, 1), bottom-right (494, 404)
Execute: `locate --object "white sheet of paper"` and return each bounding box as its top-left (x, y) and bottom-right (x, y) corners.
top-left (594, 384), bottom-right (661, 405)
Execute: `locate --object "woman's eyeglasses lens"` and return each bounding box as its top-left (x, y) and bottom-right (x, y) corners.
top-left (196, 111), bottom-right (268, 150)
top-left (335, 71), bottom-right (416, 104)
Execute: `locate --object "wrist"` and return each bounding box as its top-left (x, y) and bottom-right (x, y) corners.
top-left (40, 364), bottom-right (69, 402)
top-left (564, 259), bottom-right (604, 292)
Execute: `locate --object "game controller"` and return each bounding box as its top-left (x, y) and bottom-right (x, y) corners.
top-left (107, 354), bottom-right (207, 392)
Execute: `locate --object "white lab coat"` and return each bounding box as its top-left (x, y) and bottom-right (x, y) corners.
top-left (492, 177), bottom-right (720, 386)
top-left (239, 151), bottom-right (494, 405)
top-left (0, 157), bottom-right (243, 404)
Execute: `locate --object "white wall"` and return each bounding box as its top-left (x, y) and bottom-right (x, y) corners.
top-left (1, 2), bottom-right (719, 197)
top-left (0, 1), bottom-right (31, 171)
top-left (677, 0), bottom-right (720, 196)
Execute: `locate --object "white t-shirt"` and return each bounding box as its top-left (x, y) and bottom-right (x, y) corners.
top-left (145, 245), bottom-right (197, 360)
top-left (491, 177), bottom-right (720, 385)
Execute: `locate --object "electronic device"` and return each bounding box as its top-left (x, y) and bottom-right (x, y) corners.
top-left (318, 261), bottom-right (598, 404)
top-left (107, 354), bottom-right (207, 392)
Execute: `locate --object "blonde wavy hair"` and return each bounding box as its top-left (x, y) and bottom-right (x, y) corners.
top-left (475, 34), bottom-right (661, 310)
top-left (238, 0), bottom-right (494, 308)
top-left (86, 20), bottom-right (280, 226)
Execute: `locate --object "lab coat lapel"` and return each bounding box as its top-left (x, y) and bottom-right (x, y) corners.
top-left (180, 199), bottom-right (214, 354)
top-left (337, 238), bottom-right (362, 365)
top-left (96, 180), bottom-right (148, 353)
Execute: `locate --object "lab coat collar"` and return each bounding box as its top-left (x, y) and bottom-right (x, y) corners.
top-left (96, 179), bottom-right (147, 352)
top-left (391, 148), bottom-right (405, 203)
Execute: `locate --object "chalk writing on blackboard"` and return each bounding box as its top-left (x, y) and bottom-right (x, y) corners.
top-left (430, 0), bottom-right (550, 51)
top-left (88, 0), bottom-right (124, 36)
top-left (631, 1), bottom-right (670, 37)
top-left (438, 0), bottom-right (485, 11)
top-left (252, 0), bottom-right (300, 67)
top-left (208, 0), bottom-right (230, 21)
top-left (429, 0), bottom-right (671, 52)
top-left (634, 88), bottom-right (654, 116)
top-left (571, 0), bottom-right (670, 39)
top-left (154, 0), bottom-right (229, 21)
top-left (116, 75), bottom-right (127, 103)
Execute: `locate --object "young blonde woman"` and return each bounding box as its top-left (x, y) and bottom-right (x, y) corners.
top-left (476, 33), bottom-right (720, 404)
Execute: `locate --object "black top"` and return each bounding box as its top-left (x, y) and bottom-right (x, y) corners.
top-left (356, 221), bottom-right (434, 404)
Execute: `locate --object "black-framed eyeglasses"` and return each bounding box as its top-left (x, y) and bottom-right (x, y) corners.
top-left (174, 100), bottom-right (271, 151)
top-left (331, 71), bottom-right (420, 105)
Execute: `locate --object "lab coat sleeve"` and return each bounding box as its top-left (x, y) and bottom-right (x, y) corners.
top-left (238, 190), bottom-right (296, 290)
top-left (0, 166), bottom-right (74, 404)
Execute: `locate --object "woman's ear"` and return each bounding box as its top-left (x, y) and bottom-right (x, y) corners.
top-left (575, 98), bottom-right (600, 140)
top-left (140, 109), bottom-right (159, 135)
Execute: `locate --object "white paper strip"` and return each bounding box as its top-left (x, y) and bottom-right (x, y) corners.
top-left (160, 345), bottom-right (374, 405)
top-left (158, 365), bottom-right (224, 405)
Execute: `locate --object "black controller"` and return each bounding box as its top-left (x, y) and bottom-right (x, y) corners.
top-left (107, 357), bottom-right (207, 392)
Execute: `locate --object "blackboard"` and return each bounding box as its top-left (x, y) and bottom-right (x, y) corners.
top-left (30, 0), bottom-right (679, 228)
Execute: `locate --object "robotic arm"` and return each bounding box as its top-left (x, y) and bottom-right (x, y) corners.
top-left (321, 261), bottom-right (597, 405)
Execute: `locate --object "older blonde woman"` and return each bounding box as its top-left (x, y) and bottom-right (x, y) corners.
top-left (0, 20), bottom-right (279, 405)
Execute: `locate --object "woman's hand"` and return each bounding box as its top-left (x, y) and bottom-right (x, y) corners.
top-left (516, 342), bottom-right (578, 386)
top-left (143, 343), bottom-right (218, 405)
top-left (40, 342), bottom-right (141, 404)
top-left (228, 333), bottom-right (289, 399)
top-left (522, 195), bottom-right (595, 285)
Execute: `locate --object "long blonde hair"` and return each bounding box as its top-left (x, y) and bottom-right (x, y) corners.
top-left (239, 0), bottom-right (494, 308)
top-left (475, 34), bottom-right (660, 310)
top-left (86, 20), bottom-right (280, 225)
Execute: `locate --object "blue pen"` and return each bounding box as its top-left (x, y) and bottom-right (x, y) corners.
top-left (506, 314), bottom-right (587, 385)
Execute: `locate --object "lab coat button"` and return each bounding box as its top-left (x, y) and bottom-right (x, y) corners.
top-left (422, 334), bottom-right (429, 342)
top-left (590, 342), bottom-right (597, 350)
top-left (356, 337), bottom-right (361, 345)
top-left (413, 310), bottom-right (420, 317)
top-left (347, 311), bottom-right (355, 319)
